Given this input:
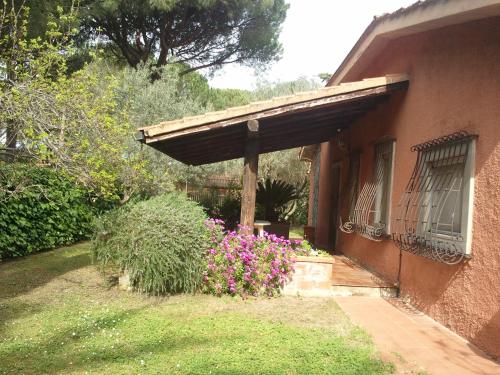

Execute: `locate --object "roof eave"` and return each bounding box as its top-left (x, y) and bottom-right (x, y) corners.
top-left (328, 0), bottom-right (500, 86)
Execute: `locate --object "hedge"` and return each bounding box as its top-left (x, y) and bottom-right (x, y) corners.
top-left (0, 164), bottom-right (96, 259)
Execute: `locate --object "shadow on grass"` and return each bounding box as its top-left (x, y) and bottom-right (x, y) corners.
top-left (0, 243), bottom-right (91, 300)
top-left (0, 299), bottom-right (45, 337)
top-left (0, 307), bottom-right (219, 375)
top-left (0, 309), bottom-right (395, 375)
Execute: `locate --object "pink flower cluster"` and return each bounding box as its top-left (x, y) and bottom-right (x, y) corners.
top-left (202, 219), bottom-right (300, 297)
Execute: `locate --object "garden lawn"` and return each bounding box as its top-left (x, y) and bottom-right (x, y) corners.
top-left (289, 225), bottom-right (304, 239)
top-left (0, 243), bottom-right (393, 375)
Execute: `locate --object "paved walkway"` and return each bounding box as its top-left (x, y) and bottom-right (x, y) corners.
top-left (335, 296), bottom-right (500, 375)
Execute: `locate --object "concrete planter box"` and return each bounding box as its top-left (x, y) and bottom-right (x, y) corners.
top-left (282, 256), bottom-right (335, 297)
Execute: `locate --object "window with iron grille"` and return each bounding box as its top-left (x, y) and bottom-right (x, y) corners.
top-left (392, 131), bottom-right (476, 265)
top-left (342, 140), bottom-right (395, 241)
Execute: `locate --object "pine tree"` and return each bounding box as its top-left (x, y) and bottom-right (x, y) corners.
top-left (78, 0), bottom-right (288, 74)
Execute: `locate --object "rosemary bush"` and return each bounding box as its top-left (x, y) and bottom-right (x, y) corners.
top-left (92, 193), bottom-right (210, 295)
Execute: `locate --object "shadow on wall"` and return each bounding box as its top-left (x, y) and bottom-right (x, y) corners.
top-left (402, 253), bottom-right (468, 307)
top-left (471, 309), bottom-right (500, 361)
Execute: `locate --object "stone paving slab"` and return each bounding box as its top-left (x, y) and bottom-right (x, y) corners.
top-left (335, 296), bottom-right (500, 375)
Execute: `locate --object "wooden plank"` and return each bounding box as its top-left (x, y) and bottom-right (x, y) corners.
top-left (259, 128), bottom-right (349, 154)
top-left (186, 135), bottom-right (330, 165)
top-left (168, 116), bottom-right (353, 161)
top-left (164, 113), bottom-right (345, 157)
top-left (155, 125), bottom-right (246, 149)
top-left (240, 120), bottom-right (259, 233)
top-left (167, 122), bottom-right (349, 164)
top-left (184, 124), bottom-right (348, 165)
top-left (258, 112), bottom-right (363, 138)
top-left (157, 136), bottom-right (242, 154)
top-left (157, 104), bottom-right (372, 160)
top-left (259, 96), bottom-right (381, 128)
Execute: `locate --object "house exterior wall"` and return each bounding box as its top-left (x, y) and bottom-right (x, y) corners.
top-left (313, 17), bottom-right (500, 359)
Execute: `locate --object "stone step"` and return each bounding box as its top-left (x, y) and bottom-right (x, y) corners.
top-left (282, 255), bottom-right (398, 298)
top-left (282, 285), bottom-right (398, 298)
top-left (283, 283), bottom-right (398, 298)
top-left (330, 284), bottom-right (398, 298)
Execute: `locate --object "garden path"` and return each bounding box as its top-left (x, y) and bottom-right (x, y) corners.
top-left (335, 296), bottom-right (500, 374)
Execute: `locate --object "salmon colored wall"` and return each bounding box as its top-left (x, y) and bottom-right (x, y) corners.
top-left (315, 17), bottom-right (500, 359)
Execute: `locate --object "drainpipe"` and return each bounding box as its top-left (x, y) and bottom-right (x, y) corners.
top-left (396, 248), bottom-right (403, 298)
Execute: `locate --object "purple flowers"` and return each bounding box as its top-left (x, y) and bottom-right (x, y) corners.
top-left (202, 219), bottom-right (299, 298)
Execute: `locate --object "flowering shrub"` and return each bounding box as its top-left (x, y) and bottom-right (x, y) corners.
top-left (293, 239), bottom-right (314, 256)
top-left (202, 219), bottom-right (300, 297)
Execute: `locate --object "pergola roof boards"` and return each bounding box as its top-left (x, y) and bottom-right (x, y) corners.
top-left (137, 74), bottom-right (409, 165)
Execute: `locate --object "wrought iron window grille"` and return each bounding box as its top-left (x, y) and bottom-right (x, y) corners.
top-left (340, 140), bottom-right (395, 241)
top-left (392, 131), bottom-right (477, 265)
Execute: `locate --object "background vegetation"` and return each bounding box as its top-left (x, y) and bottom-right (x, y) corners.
top-left (0, 0), bottom-right (318, 258)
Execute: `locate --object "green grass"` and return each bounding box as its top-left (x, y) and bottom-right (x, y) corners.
top-left (0, 243), bottom-right (393, 375)
top-left (289, 225), bottom-right (304, 239)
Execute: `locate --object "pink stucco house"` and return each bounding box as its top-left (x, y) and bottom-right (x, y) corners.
top-left (303, 0), bottom-right (500, 360)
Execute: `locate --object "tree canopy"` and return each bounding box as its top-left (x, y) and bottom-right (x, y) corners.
top-left (79, 0), bottom-right (288, 73)
top-left (0, 1), bottom-right (316, 207)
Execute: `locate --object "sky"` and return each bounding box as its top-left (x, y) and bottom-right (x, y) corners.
top-left (209, 0), bottom-right (416, 90)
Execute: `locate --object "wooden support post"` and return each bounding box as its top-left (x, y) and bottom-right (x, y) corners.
top-left (240, 120), bottom-right (259, 234)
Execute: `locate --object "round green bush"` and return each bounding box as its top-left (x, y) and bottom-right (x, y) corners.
top-left (91, 192), bottom-right (210, 295)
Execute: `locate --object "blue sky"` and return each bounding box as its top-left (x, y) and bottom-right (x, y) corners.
top-left (208, 0), bottom-right (415, 90)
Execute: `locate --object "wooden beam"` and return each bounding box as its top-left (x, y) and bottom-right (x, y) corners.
top-left (164, 112), bottom-right (359, 160)
top-left (145, 85), bottom-right (395, 143)
top-left (240, 120), bottom-right (259, 234)
top-left (140, 75), bottom-right (409, 139)
top-left (169, 118), bottom-right (351, 163)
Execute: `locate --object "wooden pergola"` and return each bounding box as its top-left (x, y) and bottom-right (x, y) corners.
top-left (137, 74), bottom-right (409, 232)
